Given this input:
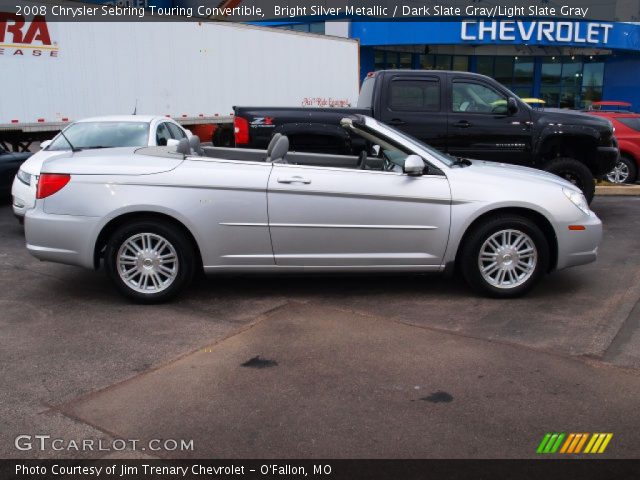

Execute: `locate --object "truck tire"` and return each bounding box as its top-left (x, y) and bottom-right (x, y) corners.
top-left (544, 157), bottom-right (595, 204)
top-left (212, 125), bottom-right (234, 147)
top-left (105, 220), bottom-right (196, 304)
top-left (606, 155), bottom-right (638, 184)
top-left (460, 215), bottom-right (550, 298)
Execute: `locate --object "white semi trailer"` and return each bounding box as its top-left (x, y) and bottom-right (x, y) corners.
top-left (0, 2), bottom-right (360, 150)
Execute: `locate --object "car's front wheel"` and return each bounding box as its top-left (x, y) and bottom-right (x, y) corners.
top-left (105, 220), bottom-right (196, 303)
top-left (460, 215), bottom-right (550, 298)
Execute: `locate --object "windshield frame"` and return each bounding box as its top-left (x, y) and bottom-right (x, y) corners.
top-left (348, 116), bottom-right (455, 169)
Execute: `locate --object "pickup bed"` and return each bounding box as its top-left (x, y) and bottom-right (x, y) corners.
top-left (232, 70), bottom-right (619, 203)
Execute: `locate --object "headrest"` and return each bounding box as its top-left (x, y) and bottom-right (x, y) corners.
top-left (175, 138), bottom-right (191, 156)
top-left (266, 133), bottom-right (282, 157)
top-left (189, 135), bottom-right (202, 156)
top-left (269, 135), bottom-right (289, 163)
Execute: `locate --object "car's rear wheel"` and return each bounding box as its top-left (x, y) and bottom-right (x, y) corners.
top-left (460, 215), bottom-right (550, 298)
top-left (105, 220), bottom-right (196, 303)
top-left (606, 155), bottom-right (637, 184)
top-left (544, 157), bottom-right (595, 204)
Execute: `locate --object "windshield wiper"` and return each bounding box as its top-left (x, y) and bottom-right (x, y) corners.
top-left (80, 146), bottom-right (110, 150)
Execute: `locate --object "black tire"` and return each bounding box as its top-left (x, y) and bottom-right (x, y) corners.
top-left (606, 155), bottom-right (638, 184)
top-left (212, 125), bottom-right (234, 147)
top-left (104, 220), bottom-right (196, 303)
top-left (460, 215), bottom-right (550, 298)
top-left (544, 157), bottom-right (595, 204)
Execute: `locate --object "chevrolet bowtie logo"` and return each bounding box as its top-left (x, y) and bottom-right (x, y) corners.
top-left (537, 433), bottom-right (613, 454)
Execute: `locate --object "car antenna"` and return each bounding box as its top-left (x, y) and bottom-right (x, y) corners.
top-left (132, 99), bottom-right (137, 115)
top-left (59, 130), bottom-right (79, 152)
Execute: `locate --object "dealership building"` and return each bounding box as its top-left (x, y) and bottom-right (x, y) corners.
top-left (266, 19), bottom-right (640, 110)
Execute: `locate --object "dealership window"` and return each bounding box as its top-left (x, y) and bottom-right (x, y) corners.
top-left (389, 80), bottom-right (440, 111)
top-left (539, 56), bottom-right (604, 108)
top-left (476, 56), bottom-right (534, 97)
top-left (276, 22), bottom-right (325, 34)
top-left (419, 54), bottom-right (469, 71)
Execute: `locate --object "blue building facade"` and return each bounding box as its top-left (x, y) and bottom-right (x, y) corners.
top-left (271, 19), bottom-right (640, 111)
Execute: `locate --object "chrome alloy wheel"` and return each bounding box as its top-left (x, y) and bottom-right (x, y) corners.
top-left (478, 229), bottom-right (538, 289)
top-left (117, 233), bottom-right (179, 294)
top-left (606, 160), bottom-right (630, 184)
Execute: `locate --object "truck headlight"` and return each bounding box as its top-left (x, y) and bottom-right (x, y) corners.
top-left (16, 169), bottom-right (31, 186)
top-left (563, 188), bottom-right (590, 216)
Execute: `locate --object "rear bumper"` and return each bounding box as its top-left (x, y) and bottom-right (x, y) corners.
top-left (555, 213), bottom-right (603, 270)
top-left (25, 208), bottom-right (100, 269)
top-left (593, 146), bottom-right (619, 176)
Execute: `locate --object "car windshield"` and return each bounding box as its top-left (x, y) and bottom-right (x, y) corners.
top-left (48, 122), bottom-right (150, 151)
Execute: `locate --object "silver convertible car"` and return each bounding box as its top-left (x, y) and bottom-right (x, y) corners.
top-left (24, 116), bottom-right (602, 303)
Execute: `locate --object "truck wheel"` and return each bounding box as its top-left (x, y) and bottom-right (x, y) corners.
top-left (105, 220), bottom-right (196, 304)
top-left (212, 125), bottom-right (234, 147)
top-left (544, 157), bottom-right (595, 204)
top-left (606, 155), bottom-right (638, 184)
top-left (460, 215), bottom-right (549, 298)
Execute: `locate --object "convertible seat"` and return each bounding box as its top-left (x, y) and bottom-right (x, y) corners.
top-left (189, 135), bottom-right (203, 156)
top-left (268, 135), bottom-right (289, 164)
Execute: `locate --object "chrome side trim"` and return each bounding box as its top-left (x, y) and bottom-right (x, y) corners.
top-left (269, 223), bottom-right (438, 230)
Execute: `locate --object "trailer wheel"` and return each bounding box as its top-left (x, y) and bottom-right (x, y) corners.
top-left (544, 157), bottom-right (595, 204)
top-left (212, 125), bottom-right (234, 147)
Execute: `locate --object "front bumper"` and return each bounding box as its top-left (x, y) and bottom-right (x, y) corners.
top-left (11, 174), bottom-right (36, 219)
top-left (555, 212), bottom-right (603, 270)
top-left (25, 207), bottom-right (101, 270)
top-left (593, 146), bottom-right (619, 176)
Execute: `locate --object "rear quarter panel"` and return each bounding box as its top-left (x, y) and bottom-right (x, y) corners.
top-left (41, 159), bottom-right (275, 267)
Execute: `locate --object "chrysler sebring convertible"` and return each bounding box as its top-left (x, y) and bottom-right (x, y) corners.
top-left (24, 116), bottom-right (602, 303)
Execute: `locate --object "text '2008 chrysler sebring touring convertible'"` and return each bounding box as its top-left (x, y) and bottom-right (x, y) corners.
top-left (24, 116), bottom-right (602, 303)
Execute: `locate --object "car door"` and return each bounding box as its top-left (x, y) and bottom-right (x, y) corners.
top-left (267, 163), bottom-right (451, 267)
top-left (447, 78), bottom-right (533, 164)
top-left (377, 73), bottom-right (448, 152)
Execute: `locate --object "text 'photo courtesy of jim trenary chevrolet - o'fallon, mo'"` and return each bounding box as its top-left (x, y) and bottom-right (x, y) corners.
top-left (2, 0), bottom-right (640, 479)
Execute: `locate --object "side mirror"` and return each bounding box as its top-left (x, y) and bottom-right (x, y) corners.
top-left (166, 139), bottom-right (180, 147)
top-left (507, 97), bottom-right (518, 115)
top-left (40, 140), bottom-right (52, 150)
top-left (403, 154), bottom-right (425, 176)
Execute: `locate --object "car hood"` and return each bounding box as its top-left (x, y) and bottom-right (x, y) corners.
top-left (39, 147), bottom-right (184, 176)
top-left (464, 160), bottom-right (579, 191)
top-left (533, 108), bottom-right (613, 130)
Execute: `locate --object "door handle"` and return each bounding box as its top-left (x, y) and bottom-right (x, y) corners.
top-left (277, 176), bottom-right (311, 184)
top-left (388, 118), bottom-right (406, 126)
top-left (453, 120), bottom-right (472, 128)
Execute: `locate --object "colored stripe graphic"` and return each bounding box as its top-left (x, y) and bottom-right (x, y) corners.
top-left (584, 433), bottom-right (614, 454)
top-left (537, 433), bottom-right (565, 454)
top-left (539, 433), bottom-right (614, 454)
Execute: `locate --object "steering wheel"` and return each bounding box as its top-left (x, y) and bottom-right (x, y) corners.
top-left (357, 150), bottom-right (368, 169)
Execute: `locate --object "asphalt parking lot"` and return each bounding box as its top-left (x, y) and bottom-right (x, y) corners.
top-left (1, 196), bottom-right (640, 459)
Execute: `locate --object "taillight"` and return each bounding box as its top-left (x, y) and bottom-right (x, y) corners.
top-left (234, 116), bottom-right (249, 145)
top-left (37, 174), bottom-right (71, 199)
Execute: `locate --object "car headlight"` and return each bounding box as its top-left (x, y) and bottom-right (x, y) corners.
top-left (16, 169), bottom-right (31, 186)
top-left (563, 188), bottom-right (590, 216)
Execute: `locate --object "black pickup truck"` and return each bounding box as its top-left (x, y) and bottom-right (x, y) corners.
top-left (230, 70), bottom-right (619, 203)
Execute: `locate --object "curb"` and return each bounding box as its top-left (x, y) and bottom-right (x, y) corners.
top-left (596, 185), bottom-right (640, 196)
